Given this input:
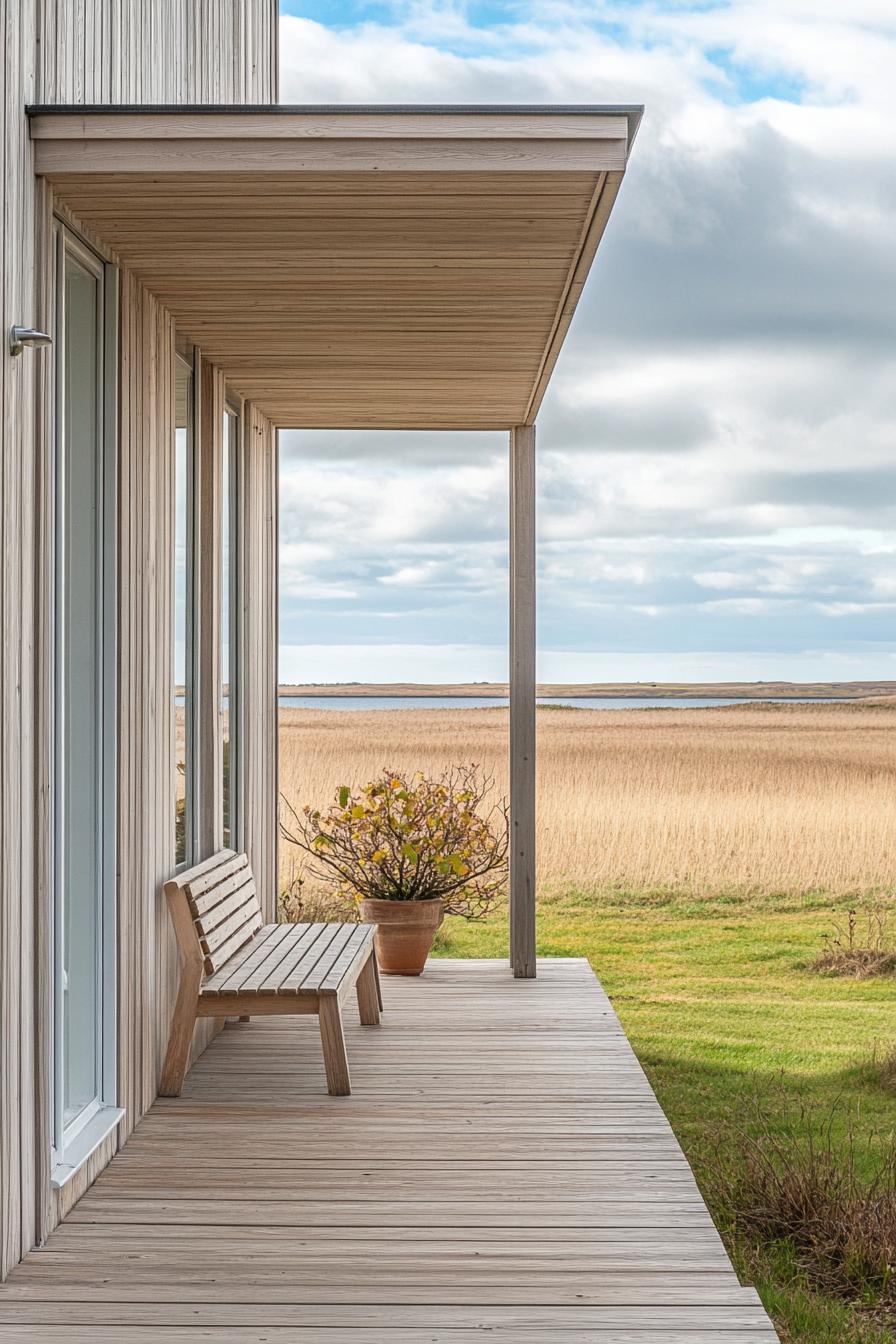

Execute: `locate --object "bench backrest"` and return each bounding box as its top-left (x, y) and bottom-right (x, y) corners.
top-left (166, 849), bottom-right (263, 976)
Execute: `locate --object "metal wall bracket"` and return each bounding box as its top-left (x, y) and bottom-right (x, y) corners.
top-left (9, 325), bottom-right (53, 356)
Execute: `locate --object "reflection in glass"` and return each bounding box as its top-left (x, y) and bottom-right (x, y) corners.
top-left (222, 407), bottom-right (238, 847)
top-left (61, 252), bottom-right (101, 1126)
top-left (174, 356), bottom-right (193, 864)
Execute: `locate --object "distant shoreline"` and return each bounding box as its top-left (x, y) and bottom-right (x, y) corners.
top-left (276, 681), bottom-right (896, 700)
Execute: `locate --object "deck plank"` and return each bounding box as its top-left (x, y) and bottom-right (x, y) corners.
top-left (0, 958), bottom-right (778, 1341)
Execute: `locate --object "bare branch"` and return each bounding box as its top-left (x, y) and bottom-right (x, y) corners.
top-left (279, 765), bottom-right (508, 919)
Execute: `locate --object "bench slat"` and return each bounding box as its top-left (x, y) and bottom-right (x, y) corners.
top-left (182, 851), bottom-right (263, 978)
top-left (174, 847), bottom-right (238, 889)
top-left (308, 924), bottom-right (370, 993)
top-left (266, 923), bottom-right (341, 994)
top-left (199, 893), bottom-right (264, 957)
top-left (194, 878), bottom-right (257, 937)
top-left (278, 922), bottom-right (359, 995)
top-left (202, 911), bottom-right (263, 975)
top-left (190, 867), bottom-right (255, 919)
top-left (320, 926), bottom-right (375, 993)
top-left (214, 924), bottom-right (305, 995)
top-left (161, 848), bottom-right (380, 1101)
top-left (236, 923), bottom-right (329, 995)
top-left (185, 851), bottom-right (249, 899)
top-left (200, 924), bottom-right (284, 994)
top-left (203, 923), bottom-right (290, 994)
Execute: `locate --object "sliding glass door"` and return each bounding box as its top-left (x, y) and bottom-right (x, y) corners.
top-left (52, 225), bottom-right (120, 1181)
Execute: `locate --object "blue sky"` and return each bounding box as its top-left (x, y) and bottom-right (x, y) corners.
top-left (276, 1), bottom-right (896, 684)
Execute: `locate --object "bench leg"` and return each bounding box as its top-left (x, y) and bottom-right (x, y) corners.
top-left (372, 949), bottom-right (384, 1013)
top-left (159, 982), bottom-right (200, 1097)
top-left (356, 953), bottom-right (381, 1026)
top-left (319, 994), bottom-right (351, 1096)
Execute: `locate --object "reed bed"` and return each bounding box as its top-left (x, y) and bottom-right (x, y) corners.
top-left (277, 701), bottom-right (896, 900)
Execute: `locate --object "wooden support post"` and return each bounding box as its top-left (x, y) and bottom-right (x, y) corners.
top-left (509, 424), bottom-right (537, 978)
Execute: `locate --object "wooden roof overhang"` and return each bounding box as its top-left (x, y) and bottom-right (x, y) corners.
top-left (28, 105), bottom-right (641, 429)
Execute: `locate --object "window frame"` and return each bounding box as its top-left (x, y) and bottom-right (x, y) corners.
top-left (50, 220), bottom-right (123, 1187)
top-left (222, 397), bottom-right (243, 850)
top-left (174, 346), bottom-right (200, 869)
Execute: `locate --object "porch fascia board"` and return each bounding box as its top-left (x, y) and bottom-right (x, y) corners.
top-left (27, 104), bottom-right (639, 430)
top-left (29, 110), bottom-right (630, 176)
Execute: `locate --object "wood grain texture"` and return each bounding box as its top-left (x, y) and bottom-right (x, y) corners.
top-left (2, 0), bottom-right (278, 1285)
top-left (0, 0), bottom-right (39, 1282)
top-left (524, 170), bottom-right (624, 422)
top-left (35, 0), bottom-right (277, 105)
top-left (0, 961), bottom-right (778, 1340)
top-left (35, 138), bottom-right (627, 175)
top-left (36, 161), bottom-right (629, 428)
top-left (509, 427), bottom-right (536, 978)
top-left (161, 851), bottom-right (378, 1097)
top-left (240, 405), bottom-right (278, 905)
top-left (29, 113), bottom-right (629, 141)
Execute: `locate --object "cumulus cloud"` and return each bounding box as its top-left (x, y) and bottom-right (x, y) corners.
top-left (276, 2), bottom-right (896, 681)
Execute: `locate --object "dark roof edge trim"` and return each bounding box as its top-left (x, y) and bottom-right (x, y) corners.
top-left (26, 102), bottom-right (644, 144)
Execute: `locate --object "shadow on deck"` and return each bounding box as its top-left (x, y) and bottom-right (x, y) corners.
top-left (0, 958), bottom-right (778, 1342)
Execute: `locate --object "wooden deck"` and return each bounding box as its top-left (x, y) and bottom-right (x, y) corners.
top-left (0, 958), bottom-right (778, 1342)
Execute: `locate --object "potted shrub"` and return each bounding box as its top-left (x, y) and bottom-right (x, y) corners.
top-left (280, 765), bottom-right (508, 975)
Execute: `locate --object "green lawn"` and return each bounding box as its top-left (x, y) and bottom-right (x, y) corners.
top-left (432, 890), bottom-right (896, 1344)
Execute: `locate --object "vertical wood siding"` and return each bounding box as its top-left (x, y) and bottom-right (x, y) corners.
top-left (2, 0), bottom-right (278, 1281)
top-left (36, 0), bottom-right (277, 104)
top-left (31, 175), bottom-right (56, 1263)
top-left (0, 0), bottom-right (39, 1283)
top-left (241, 407), bottom-right (279, 917)
top-left (117, 271), bottom-right (177, 1137)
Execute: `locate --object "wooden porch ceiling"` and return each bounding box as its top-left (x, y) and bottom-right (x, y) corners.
top-left (29, 106), bottom-right (640, 429)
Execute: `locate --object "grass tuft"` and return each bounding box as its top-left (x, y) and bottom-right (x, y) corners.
top-left (710, 1094), bottom-right (896, 1317)
top-left (811, 906), bottom-right (896, 979)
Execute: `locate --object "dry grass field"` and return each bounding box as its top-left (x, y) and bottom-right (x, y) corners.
top-left (276, 699), bottom-right (896, 1343)
top-left (278, 699), bottom-right (896, 900)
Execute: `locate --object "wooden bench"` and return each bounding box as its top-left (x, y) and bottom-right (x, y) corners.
top-left (160, 849), bottom-right (381, 1098)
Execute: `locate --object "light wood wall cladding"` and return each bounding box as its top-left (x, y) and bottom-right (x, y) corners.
top-left (117, 272), bottom-right (175, 1136)
top-left (36, 166), bottom-right (625, 429)
top-left (1, 222), bottom-right (280, 1275)
top-left (0, 0), bottom-right (39, 1282)
top-left (2, 0), bottom-right (279, 1281)
top-left (36, 0), bottom-right (277, 104)
top-left (240, 406), bottom-right (279, 913)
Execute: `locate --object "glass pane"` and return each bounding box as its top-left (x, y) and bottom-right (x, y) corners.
top-left (174, 359), bottom-right (192, 864)
top-left (61, 252), bottom-right (101, 1127)
top-left (222, 409), bottom-right (235, 847)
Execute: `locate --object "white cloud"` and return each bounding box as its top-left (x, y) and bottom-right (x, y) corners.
top-left (277, 5), bottom-right (896, 681)
top-left (693, 571), bottom-right (752, 590)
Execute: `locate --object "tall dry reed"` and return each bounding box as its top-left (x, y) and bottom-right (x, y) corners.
top-left (278, 701), bottom-right (896, 899)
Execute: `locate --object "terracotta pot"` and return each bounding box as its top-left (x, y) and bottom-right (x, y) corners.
top-left (360, 897), bottom-right (444, 976)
